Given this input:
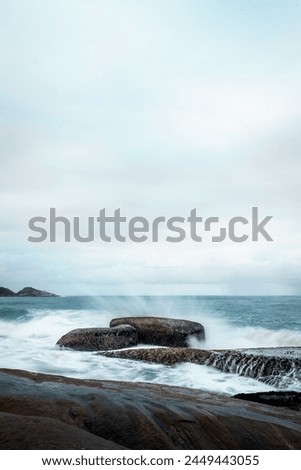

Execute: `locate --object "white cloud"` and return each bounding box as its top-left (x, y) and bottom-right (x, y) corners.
top-left (1, 0), bottom-right (301, 294)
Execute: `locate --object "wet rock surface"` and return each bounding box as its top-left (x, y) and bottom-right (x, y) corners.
top-left (205, 350), bottom-right (301, 387)
top-left (110, 317), bottom-right (205, 347)
top-left (56, 325), bottom-right (138, 351)
top-left (100, 347), bottom-right (301, 389)
top-left (99, 347), bottom-right (211, 365)
top-left (1, 368), bottom-right (301, 450)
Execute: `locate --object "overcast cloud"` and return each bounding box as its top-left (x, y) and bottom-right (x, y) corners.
top-left (0, 0), bottom-right (301, 295)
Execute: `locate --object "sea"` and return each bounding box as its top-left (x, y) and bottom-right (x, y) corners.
top-left (0, 295), bottom-right (301, 396)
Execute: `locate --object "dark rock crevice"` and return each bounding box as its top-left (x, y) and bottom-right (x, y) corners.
top-left (234, 391), bottom-right (301, 411)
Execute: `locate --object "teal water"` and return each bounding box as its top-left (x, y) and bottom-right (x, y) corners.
top-left (1, 295), bottom-right (300, 328)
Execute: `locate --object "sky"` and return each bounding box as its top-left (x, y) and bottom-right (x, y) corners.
top-left (1, 0), bottom-right (301, 295)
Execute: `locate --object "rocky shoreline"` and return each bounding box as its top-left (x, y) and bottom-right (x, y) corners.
top-left (1, 315), bottom-right (300, 449)
top-left (1, 368), bottom-right (301, 450)
top-left (56, 316), bottom-right (301, 402)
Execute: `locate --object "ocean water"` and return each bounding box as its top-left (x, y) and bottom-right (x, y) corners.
top-left (0, 295), bottom-right (301, 396)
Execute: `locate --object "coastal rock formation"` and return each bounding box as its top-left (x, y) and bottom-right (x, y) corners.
top-left (1, 368), bottom-right (301, 449)
top-left (0, 286), bottom-right (58, 297)
top-left (110, 317), bottom-right (205, 347)
top-left (99, 347), bottom-right (212, 365)
top-left (99, 347), bottom-right (301, 389)
top-left (56, 325), bottom-right (138, 351)
top-left (205, 349), bottom-right (301, 388)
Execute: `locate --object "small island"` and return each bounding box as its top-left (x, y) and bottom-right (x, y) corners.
top-left (0, 287), bottom-right (59, 297)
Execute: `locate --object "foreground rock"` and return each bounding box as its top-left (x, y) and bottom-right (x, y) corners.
top-left (1, 368), bottom-right (301, 449)
top-left (0, 413), bottom-right (125, 450)
top-left (56, 325), bottom-right (138, 351)
top-left (110, 317), bottom-right (205, 347)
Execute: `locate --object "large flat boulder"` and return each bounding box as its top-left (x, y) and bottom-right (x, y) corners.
top-left (1, 368), bottom-right (301, 449)
top-left (110, 317), bottom-right (205, 347)
top-left (56, 325), bottom-right (138, 351)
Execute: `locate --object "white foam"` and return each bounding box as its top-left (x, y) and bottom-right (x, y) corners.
top-left (190, 318), bottom-right (301, 349)
top-left (0, 306), bottom-right (300, 394)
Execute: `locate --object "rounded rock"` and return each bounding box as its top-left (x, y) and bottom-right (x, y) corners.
top-left (56, 325), bottom-right (138, 351)
top-left (110, 316), bottom-right (205, 347)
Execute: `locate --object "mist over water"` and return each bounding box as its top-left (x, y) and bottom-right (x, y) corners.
top-left (0, 295), bottom-right (301, 395)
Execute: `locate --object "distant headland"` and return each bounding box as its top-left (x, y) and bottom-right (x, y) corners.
top-left (0, 287), bottom-right (59, 297)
